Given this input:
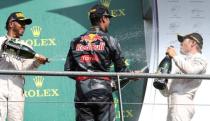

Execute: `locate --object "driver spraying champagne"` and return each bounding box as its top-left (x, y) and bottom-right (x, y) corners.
top-left (0, 12), bottom-right (48, 121)
top-left (158, 33), bottom-right (207, 121)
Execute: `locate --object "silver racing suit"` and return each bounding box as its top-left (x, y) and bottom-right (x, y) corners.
top-left (0, 35), bottom-right (40, 121)
top-left (162, 53), bottom-right (207, 121)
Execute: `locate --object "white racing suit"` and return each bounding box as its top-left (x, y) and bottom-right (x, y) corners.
top-left (0, 36), bottom-right (40, 121)
top-left (161, 53), bottom-right (207, 121)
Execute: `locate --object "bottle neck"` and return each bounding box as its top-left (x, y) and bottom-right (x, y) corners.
top-left (165, 55), bottom-right (172, 60)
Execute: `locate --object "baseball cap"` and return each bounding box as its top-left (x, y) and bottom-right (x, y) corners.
top-left (6, 12), bottom-right (32, 25)
top-left (177, 33), bottom-right (203, 49)
top-left (89, 4), bottom-right (113, 18)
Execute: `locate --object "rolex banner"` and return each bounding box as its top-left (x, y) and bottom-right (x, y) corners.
top-left (139, 0), bottom-right (210, 121)
top-left (0, 0), bottom-right (147, 121)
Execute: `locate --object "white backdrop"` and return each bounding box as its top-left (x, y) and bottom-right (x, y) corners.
top-left (139, 0), bottom-right (210, 121)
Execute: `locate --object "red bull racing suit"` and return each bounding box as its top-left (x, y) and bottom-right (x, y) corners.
top-left (64, 26), bottom-right (129, 121)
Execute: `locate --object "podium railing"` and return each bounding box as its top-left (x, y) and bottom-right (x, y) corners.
top-left (0, 70), bottom-right (210, 121)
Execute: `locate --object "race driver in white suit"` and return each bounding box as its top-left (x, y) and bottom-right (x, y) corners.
top-left (162, 33), bottom-right (207, 121)
top-left (0, 12), bottom-right (47, 121)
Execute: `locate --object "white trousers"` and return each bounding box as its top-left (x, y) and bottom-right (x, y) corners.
top-left (167, 94), bottom-right (195, 121)
top-left (0, 79), bottom-right (24, 121)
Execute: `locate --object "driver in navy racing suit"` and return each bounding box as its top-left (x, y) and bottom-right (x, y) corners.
top-left (64, 4), bottom-right (129, 121)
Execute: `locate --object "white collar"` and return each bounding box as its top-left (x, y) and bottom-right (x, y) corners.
top-left (5, 35), bottom-right (20, 41)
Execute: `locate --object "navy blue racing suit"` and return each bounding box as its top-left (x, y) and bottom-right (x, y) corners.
top-left (64, 26), bottom-right (129, 121)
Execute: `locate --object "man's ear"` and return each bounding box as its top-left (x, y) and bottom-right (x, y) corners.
top-left (100, 16), bottom-right (105, 23)
top-left (9, 21), bottom-right (14, 28)
top-left (191, 40), bottom-right (197, 47)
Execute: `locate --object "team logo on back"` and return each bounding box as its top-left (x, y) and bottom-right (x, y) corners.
top-left (76, 34), bottom-right (105, 51)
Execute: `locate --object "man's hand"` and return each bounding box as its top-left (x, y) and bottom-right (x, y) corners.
top-left (35, 54), bottom-right (49, 64)
top-left (133, 70), bottom-right (143, 73)
top-left (129, 70), bottom-right (144, 81)
top-left (166, 46), bottom-right (176, 58)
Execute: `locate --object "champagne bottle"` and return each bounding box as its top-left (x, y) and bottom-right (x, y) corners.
top-left (112, 66), bottom-right (149, 92)
top-left (153, 55), bottom-right (172, 90)
top-left (111, 77), bottom-right (131, 92)
top-left (2, 40), bottom-right (49, 63)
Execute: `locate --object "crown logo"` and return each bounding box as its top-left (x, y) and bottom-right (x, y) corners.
top-left (100, 0), bottom-right (111, 8)
top-left (31, 26), bottom-right (42, 37)
top-left (33, 76), bottom-right (44, 88)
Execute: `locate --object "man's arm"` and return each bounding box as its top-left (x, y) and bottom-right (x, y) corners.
top-left (167, 47), bottom-right (207, 74)
top-left (18, 41), bottom-right (47, 70)
top-left (21, 54), bottom-right (47, 70)
top-left (173, 56), bottom-right (207, 74)
top-left (64, 41), bottom-right (77, 71)
top-left (108, 36), bottom-right (129, 72)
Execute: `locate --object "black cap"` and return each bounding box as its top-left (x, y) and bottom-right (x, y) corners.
top-left (177, 33), bottom-right (203, 49)
top-left (6, 12), bottom-right (32, 25)
top-left (89, 4), bottom-right (113, 18)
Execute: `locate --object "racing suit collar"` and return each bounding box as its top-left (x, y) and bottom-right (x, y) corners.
top-left (181, 51), bottom-right (201, 57)
top-left (6, 34), bottom-right (19, 41)
top-left (182, 53), bottom-right (202, 59)
top-left (90, 26), bottom-right (106, 33)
